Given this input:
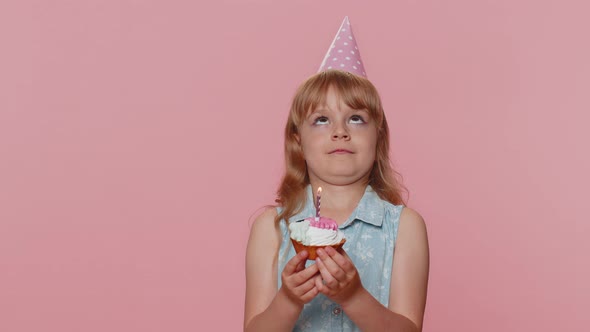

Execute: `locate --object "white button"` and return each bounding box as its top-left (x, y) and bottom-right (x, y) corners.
top-left (332, 307), bottom-right (342, 315)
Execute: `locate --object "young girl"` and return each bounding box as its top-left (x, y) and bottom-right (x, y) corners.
top-left (244, 69), bottom-right (429, 331)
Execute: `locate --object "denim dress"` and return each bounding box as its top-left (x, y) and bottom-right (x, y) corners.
top-left (277, 185), bottom-right (402, 331)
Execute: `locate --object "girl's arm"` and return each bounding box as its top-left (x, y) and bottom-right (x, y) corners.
top-left (315, 207), bottom-right (429, 332)
top-left (244, 208), bottom-right (319, 332)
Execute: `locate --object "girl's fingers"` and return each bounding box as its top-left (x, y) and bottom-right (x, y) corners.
top-left (325, 246), bottom-right (355, 276)
top-left (295, 273), bottom-right (319, 295)
top-left (300, 285), bottom-right (319, 303)
top-left (294, 263), bottom-right (319, 284)
top-left (317, 249), bottom-right (346, 281)
top-left (283, 250), bottom-right (308, 275)
top-left (316, 257), bottom-right (339, 289)
top-left (314, 274), bottom-right (324, 292)
top-left (295, 257), bottom-right (307, 273)
top-left (314, 274), bottom-right (334, 295)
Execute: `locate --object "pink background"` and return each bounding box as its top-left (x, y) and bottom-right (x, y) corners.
top-left (1, 0), bottom-right (589, 331)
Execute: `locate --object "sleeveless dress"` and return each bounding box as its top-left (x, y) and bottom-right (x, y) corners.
top-left (277, 185), bottom-right (403, 331)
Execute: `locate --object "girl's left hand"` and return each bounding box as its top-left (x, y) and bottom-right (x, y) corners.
top-left (314, 246), bottom-right (363, 305)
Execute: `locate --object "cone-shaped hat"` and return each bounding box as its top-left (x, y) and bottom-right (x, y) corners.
top-left (318, 16), bottom-right (367, 78)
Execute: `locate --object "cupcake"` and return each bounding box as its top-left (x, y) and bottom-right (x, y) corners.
top-left (289, 216), bottom-right (346, 260)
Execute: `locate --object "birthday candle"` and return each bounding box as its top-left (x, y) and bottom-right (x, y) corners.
top-left (315, 187), bottom-right (322, 220)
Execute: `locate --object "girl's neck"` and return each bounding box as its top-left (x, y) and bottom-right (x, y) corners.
top-left (310, 181), bottom-right (367, 225)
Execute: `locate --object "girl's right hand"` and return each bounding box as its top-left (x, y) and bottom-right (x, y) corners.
top-left (280, 250), bottom-right (320, 307)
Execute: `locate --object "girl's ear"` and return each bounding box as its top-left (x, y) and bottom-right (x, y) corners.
top-left (294, 133), bottom-right (301, 144)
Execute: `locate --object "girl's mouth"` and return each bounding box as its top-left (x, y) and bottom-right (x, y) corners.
top-left (329, 149), bottom-right (353, 154)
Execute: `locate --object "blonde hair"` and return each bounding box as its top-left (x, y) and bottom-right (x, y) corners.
top-left (275, 70), bottom-right (406, 224)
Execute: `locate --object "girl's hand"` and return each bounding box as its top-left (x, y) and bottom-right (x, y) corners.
top-left (314, 246), bottom-right (363, 305)
top-left (280, 250), bottom-right (320, 307)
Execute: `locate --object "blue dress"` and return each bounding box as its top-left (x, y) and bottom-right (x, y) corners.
top-left (277, 185), bottom-right (403, 331)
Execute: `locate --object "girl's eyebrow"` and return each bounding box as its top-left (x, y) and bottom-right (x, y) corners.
top-left (304, 111), bottom-right (321, 121)
top-left (308, 107), bottom-right (368, 117)
top-left (307, 108), bottom-right (329, 117)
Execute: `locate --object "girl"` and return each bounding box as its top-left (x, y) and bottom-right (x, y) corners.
top-left (244, 70), bottom-right (429, 331)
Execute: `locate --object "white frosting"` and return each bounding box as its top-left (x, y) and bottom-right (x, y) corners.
top-left (289, 219), bottom-right (345, 246)
top-left (306, 226), bottom-right (345, 245)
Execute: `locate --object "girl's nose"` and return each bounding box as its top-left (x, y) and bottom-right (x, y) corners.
top-left (332, 124), bottom-right (350, 140)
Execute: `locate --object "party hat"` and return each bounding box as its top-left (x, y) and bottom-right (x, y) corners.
top-left (318, 16), bottom-right (367, 78)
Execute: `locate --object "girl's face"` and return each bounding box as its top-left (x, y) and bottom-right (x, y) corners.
top-left (297, 86), bottom-right (378, 186)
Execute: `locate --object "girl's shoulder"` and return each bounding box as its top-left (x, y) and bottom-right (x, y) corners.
top-left (397, 206), bottom-right (428, 248)
top-left (254, 205), bottom-right (278, 221)
top-left (399, 206), bottom-right (424, 223)
top-left (248, 206), bottom-right (281, 246)
top-left (250, 206), bottom-right (279, 229)
top-left (399, 206), bottom-right (427, 229)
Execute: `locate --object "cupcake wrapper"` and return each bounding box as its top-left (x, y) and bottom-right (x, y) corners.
top-left (291, 238), bottom-right (346, 260)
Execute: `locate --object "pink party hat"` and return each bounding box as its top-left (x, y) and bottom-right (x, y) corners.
top-left (318, 16), bottom-right (367, 78)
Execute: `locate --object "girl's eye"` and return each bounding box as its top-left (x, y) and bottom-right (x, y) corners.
top-left (349, 115), bottom-right (366, 124)
top-left (313, 116), bottom-right (329, 125)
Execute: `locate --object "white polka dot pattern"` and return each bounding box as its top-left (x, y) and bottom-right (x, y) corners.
top-left (318, 16), bottom-right (367, 78)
